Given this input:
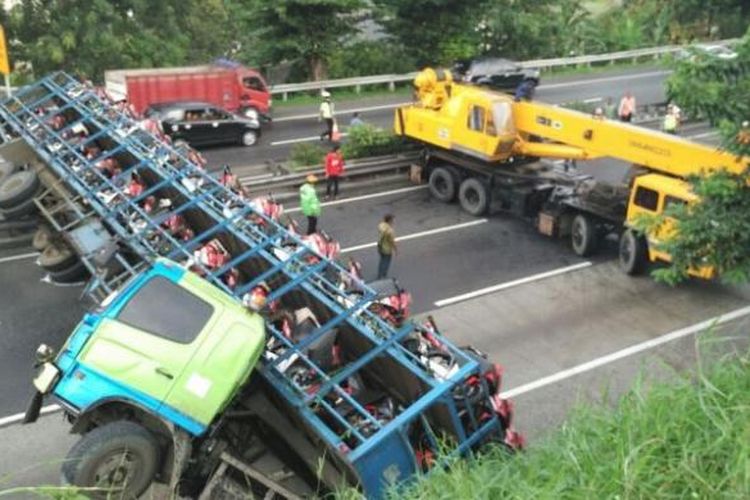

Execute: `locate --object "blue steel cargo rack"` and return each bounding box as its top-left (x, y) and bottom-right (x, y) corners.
top-left (0, 73), bottom-right (512, 498)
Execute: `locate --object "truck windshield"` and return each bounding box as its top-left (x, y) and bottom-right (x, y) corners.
top-left (117, 276), bottom-right (214, 344)
top-left (492, 102), bottom-right (514, 136)
top-left (242, 76), bottom-right (266, 92)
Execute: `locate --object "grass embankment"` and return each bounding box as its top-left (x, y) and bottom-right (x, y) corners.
top-left (399, 350), bottom-right (750, 499)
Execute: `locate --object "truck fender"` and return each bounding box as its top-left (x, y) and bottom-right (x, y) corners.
top-left (70, 398), bottom-right (189, 484)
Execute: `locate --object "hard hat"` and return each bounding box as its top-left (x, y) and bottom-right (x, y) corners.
top-left (306, 174), bottom-right (318, 183)
top-left (321, 90), bottom-right (331, 98)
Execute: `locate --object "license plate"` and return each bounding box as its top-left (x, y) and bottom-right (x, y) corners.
top-left (33, 362), bottom-right (60, 394)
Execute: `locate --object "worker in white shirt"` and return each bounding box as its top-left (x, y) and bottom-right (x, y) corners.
top-left (319, 90), bottom-right (335, 141)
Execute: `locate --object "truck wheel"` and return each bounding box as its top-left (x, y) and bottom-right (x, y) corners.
top-left (571, 214), bottom-right (598, 257)
top-left (0, 196), bottom-right (37, 219)
top-left (619, 229), bottom-right (647, 275)
top-left (241, 130), bottom-right (259, 147)
top-left (428, 167), bottom-right (457, 203)
top-left (458, 178), bottom-right (489, 216)
top-left (0, 171), bottom-right (39, 209)
top-left (0, 160), bottom-right (16, 184)
top-left (32, 225), bottom-right (53, 251)
top-left (49, 259), bottom-right (89, 284)
top-left (38, 242), bottom-right (77, 272)
top-left (61, 421), bottom-right (160, 500)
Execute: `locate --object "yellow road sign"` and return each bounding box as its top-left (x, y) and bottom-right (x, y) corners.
top-left (0, 25), bottom-right (10, 75)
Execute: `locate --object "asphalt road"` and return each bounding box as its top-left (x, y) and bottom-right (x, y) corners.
top-left (201, 66), bottom-right (671, 167)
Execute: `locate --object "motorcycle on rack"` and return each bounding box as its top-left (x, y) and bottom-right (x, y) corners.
top-left (336, 257), bottom-right (412, 328)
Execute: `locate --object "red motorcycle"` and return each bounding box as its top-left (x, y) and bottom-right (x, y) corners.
top-left (275, 219), bottom-right (341, 263)
top-left (341, 258), bottom-right (412, 327)
top-left (189, 238), bottom-right (240, 290)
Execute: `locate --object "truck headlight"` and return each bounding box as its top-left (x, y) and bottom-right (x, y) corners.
top-left (33, 362), bottom-right (61, 394)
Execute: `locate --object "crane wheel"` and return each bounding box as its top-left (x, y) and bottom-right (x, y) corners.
top-left (458, 178), bottom-right (489, 216)
top-left (428, 167), bottom-right (457, 203)
top-left (571, 214), bottom-right (598, 257)
top-left (619, 229), bottom-right (647, 275)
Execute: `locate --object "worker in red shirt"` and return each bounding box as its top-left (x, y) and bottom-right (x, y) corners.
top-left (324, 144), bottom-right (345, 200)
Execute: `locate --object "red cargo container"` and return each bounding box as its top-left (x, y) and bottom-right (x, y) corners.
top-left (104, 65), bottom-right (272, 121)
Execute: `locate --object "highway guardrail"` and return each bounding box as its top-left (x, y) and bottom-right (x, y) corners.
top-left (270, 39), bottom-right (738, 100)
top-left (241, 151), bottom-right (420, 195)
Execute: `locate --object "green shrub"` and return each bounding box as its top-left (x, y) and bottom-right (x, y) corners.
top-left (341, 123), bottom-right (412, 159)
top-left (288, 143), bottom-right (326, 170)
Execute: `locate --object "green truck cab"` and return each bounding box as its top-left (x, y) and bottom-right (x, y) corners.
top-left (29, 259), bottom-right (266, 495)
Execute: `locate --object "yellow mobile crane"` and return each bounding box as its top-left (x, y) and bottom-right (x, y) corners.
top-left (395, 68), bottom-right (749, 278)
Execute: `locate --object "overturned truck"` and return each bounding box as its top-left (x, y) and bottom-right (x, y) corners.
top-left (1, 73), bottom-right (521, 499)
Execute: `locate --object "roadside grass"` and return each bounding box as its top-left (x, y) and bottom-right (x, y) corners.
top-left (273, 60), bottom-right (667, 108)
top-left (390, 344), bottom-right (750, 499)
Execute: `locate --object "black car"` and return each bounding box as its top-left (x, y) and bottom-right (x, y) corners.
top-left (453, 58), bottom-right (541, 91)
top-left (144, 101), bottom-right (261, 147)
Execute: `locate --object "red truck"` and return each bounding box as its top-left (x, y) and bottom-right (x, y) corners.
top-left (104, 63), bottom-right (272, 121)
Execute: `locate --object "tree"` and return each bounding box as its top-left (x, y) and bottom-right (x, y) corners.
top-left (245, 0), bottom-right (365, 81)
top-left (639, 28), bottom-right (750, 284)
top-left (477, 0), bottom-right (601, 60)
top-left (6, 0), bottom-right (233, 81)
top-left (373, 0), bottom-right (486, 67)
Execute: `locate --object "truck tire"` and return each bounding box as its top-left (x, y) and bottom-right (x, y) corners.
top-left (241, 130), bottom-right (259, 147)
top-left (458, 178), bottom-right (489, 216)
top-left (571, 214), bottom-right (598, 257)
top-left (0, 196), bottom-right (37, 219)
top-left (61, 421), bottom-right (160, 500)
top-left (0, 171), bottom-right (39, 209)
top-left (32, 225), bottom-right (53, 251)
top-left (38, 243), bottom-right (77, 272)
top-left (428, 167), bottom-right (457, 203)
top-left (0, 160), bottom-right (16, 184)
top-left (49, 259), bottom-right (89, 284)
top-left (619, 229), bottom-right (647, 275)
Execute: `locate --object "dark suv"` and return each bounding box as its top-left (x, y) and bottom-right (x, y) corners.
top-left (453, 58), bottom-right (541, 91)
top-left (144, 101), bottom-right (261, 147)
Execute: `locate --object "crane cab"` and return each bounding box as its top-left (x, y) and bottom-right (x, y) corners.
top-left (396, 74), bottom-right (517, 162)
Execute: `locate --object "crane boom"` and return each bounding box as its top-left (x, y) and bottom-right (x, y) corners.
top-left (513, 101), bottom-right (748, 178)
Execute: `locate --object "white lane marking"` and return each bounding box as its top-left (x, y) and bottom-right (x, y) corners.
top-left (275, 103), bottom-right (407, 123)
top-left (539, 70), bottom-right (670, 90)
top-left (0, 251), bottom-right (39, 264)
top-left (286, 185), bottom-right (428, 213)
top-left (341, 219), bottom-right (487, 254)
top-left (0, 403), bottom-right (61, 428)
top-left (500, 304), bottom-right (750, 399)
top-left (434, 261), bottom-right (593, 307)
top-left (273, 71), bottom-right (670, 123)
top-left (270, 133), bottom-right (349, 147)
